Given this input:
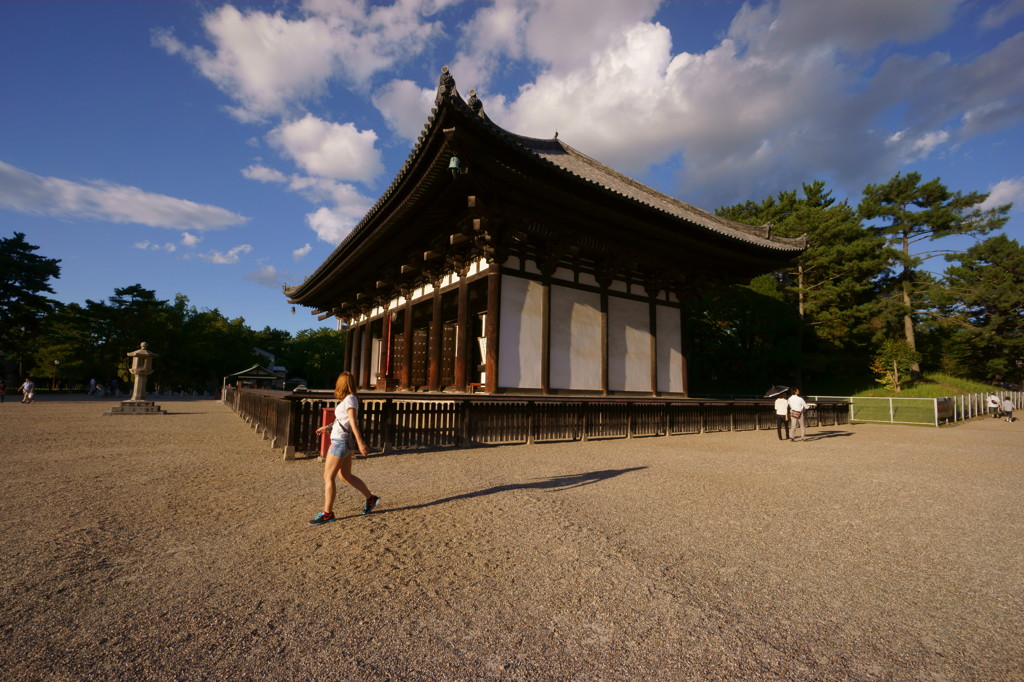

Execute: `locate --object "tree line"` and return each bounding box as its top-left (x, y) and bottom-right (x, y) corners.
top-left (1, 233), bottom-right (344, 392)
top-left (689, 171), bottom-right (1019, 394)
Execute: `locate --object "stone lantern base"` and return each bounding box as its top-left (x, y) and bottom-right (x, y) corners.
top-left (103, 399), bottom-right (167, 416)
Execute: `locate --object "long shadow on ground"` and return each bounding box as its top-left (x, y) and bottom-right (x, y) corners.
top-left (366, 467), bottom-right (647, 516)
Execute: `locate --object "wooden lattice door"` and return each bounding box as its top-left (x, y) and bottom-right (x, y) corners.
top-left (411, 328), bottom-right (428, 387)
top-left (441, 321), bottom-right (457, 387)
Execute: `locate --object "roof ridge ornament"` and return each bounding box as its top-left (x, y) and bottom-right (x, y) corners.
top-left (437, 65), bottom-right (457, 105)
top-left (467, 88), bottom-right (482, 114)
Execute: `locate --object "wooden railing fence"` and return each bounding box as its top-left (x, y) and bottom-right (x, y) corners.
top-left (223, 388), bottom-right (850, 460)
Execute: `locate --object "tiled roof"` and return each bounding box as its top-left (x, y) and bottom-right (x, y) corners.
top-left (504, 133), bottom-right (804, 251)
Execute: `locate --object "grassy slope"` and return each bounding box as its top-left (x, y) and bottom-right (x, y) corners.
top-left (853, 373), bottom-right (998, 398)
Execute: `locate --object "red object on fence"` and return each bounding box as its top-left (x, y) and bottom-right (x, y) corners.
top-left (319, 407), bottom-right (336, 457)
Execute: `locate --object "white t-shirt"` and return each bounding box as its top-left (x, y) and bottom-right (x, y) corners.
top-left (774, 397), bottom-right (789, 416)
top-left (788, 394), bottom-right (808, 414)
top-left (330, 394), bottom-right (358, 441)
top-left (988, 395), bottom-right (1001, 408)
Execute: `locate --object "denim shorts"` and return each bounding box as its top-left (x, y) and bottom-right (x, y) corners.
top-left (327, 437), bottom-right (353, 458)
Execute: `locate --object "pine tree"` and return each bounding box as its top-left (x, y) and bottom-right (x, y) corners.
top-left (718, 181), bottom-right (889, 386)
top-left (0, 232), bottom-right (62, 374)
top-left (858, 172), bottom-right (1010, 374)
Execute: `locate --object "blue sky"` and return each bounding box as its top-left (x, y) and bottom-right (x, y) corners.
top-left (2, 0), bottom-right (1022, 335)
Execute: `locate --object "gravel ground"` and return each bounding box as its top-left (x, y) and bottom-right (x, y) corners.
top-left (1, 395), bottom-right (1022, 680)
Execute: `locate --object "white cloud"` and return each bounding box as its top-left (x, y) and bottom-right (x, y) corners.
top-left (133, 240), bottom-right (178, 252)
top-left (154, 1), bottom-right (447, 122)
top-left (450, 0), bottom-right (660, 91)
top-left (979, 1), bottom-right (1024, 31)
top-left (372, 79), bottom-right (435, 140)
top-left (269, 114), bottom-right (384, 183)
top-left (245, 264), bottom-right (281, 288)
top-left (980, 177), bottom-right (1024, 212)
top-left (239, 161), bottom-right (375, 244)
top-left (201, 244), bottom-right (254, 264)
top-left (0, 160), bottom-right (248, 230)
top-left (292, 243), bottom-right (313, 260)
top-left (242, 164), bottom-right (288, 183)
top-left (181, 232), bottom-right (201, 247)
top-left (475, 0), bottom-right (1022, 207)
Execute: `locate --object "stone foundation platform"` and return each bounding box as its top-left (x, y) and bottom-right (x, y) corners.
top-left (103, 400), bottom-right (167, 416)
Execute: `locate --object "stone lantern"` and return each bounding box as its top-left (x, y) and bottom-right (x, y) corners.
top-left (104, 342), bottom-right (167, 415)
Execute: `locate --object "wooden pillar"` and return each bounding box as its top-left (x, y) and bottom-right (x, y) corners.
top-left (454, 275), bottom-right (469, 391)
top-left (378, 310), bottom-right (391, 389)
top-left (679, 297), bottom-right (690, 397)
top-left (401, 298), bottom-right (413, 390)
top-left (345, 324), bottom-right (355, 374)
top-left (541, 279), bottom-right (550, 395)
top-left (600, 290), bottom-right (609, 396)
top-left (428, 285), bottom-right (443, 391)
top-left (350, 322), bottom-right (362, 382)
top-left (360, 317), bottom-right (373, 389)
top-left (649, 299), bottom-right (658, 396)
top-left (484, 267), bottom-right (501, 393)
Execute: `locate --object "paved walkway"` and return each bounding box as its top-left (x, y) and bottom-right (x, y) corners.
top-left (1, 398), bottom-right (1021, 679)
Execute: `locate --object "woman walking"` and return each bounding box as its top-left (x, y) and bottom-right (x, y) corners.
top-left (309, 371), bottom-right (379, 525)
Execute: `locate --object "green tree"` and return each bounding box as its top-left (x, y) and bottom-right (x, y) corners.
top-left (718, 181), bottom-right (890, 388)
top-left (858, 172), bottom-right (1011, 373)
top-left (939, 235), bottom-right (1024, 384)
top-left (870, 339), bottom-right (921, 392)
top-left (285, 328), bottom-right (346, 388)
top-left (0, 232), bottom-right (62, 376)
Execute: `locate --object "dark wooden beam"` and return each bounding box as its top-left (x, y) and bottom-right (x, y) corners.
top-left (485, 268), bottom-right (501, 393)
top-left (541, 279), bottom-right (550, 395)
top-left (361, 316), bottom-right (373, 389)
top-left (401, 302), bottom-right (413, 390)
top-left (600, 290), bottom-right (609, 396)
top-left (428, 289), bottom-right (442, 391)
top-left (454, 276), bottom-right (469, 391)
top-left (649, 300), bottom-right (658, 396)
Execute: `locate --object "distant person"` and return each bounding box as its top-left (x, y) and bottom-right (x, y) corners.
top-left (987, 393), bottom-right (1001, 418)
top-left (0, 379), bottom-right (6, 402)
top-left (774, 392), bottom-right (790, 440)
top-left (108, 378), bottom-right (118, 396)
top-left (1002, 397), bottom-right (1015, 423)
top-left (788, 388), bottom-right (808, 441)
top-left (88, 378), bottom-right (97, 395)
top-left (19, 378), bottom-right (35, 404)
top-left (309, 371), bottom-right (378, 525)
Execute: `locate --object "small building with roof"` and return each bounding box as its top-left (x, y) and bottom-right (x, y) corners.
top-left (284, 67), bottom-right (803, 397)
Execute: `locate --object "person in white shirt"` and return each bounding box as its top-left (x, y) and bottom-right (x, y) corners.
top-left (774, 393), bottom-right (790, 440)
top-left (309, 371), bottom-right (378, 525)
top-left (1002, 397), bottom-right (1015, 423)
top-left (987, 393), bottom-right (1001, 418)
top-left (19, 378), bottom-right (34, 404)
top-left (788, 388), bottom-right (808, 441)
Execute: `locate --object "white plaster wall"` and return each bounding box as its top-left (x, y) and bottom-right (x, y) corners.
top-left (369, 336), bottom-right (381, 385)
top-left (608, 297), bottom-right (651, 392)
top-left (550, 286), bottom-right (602, 391)
top-left (656, 306), bottom-right (683, 393)
top-left (498, 275), bottom-right (543, 389)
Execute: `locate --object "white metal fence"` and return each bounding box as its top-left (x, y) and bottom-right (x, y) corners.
top-left (809, 391), bottom-right (1022, 427)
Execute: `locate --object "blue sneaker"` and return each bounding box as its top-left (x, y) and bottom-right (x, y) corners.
top-left (308, 511), bottom-right (335, 525)
top-left (362, 496), bottom-right (380, 515)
